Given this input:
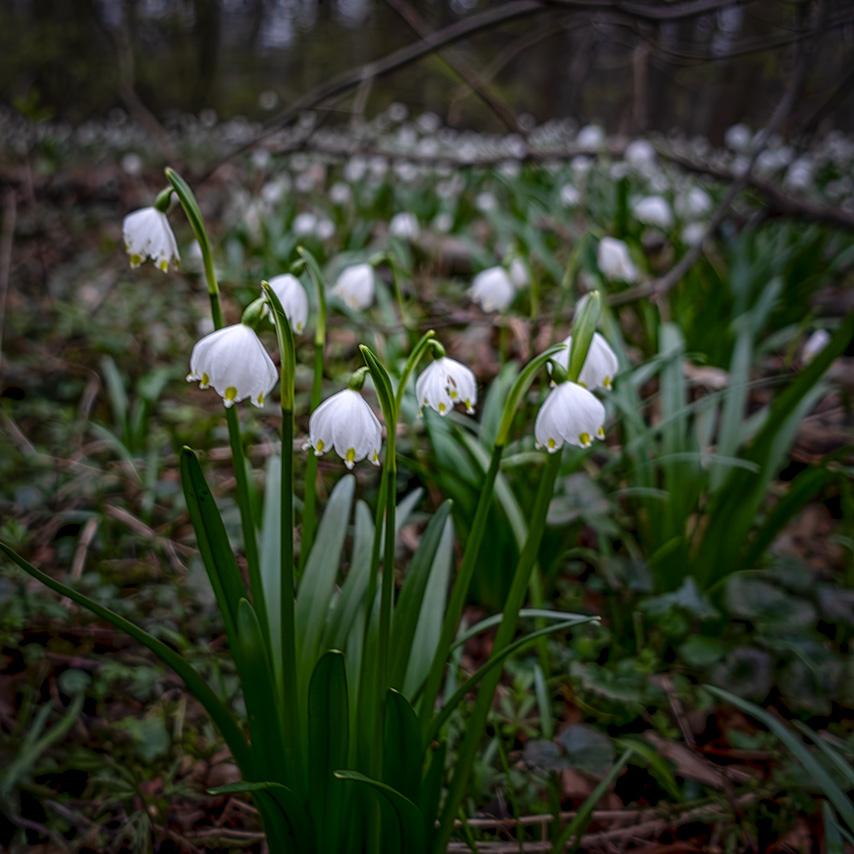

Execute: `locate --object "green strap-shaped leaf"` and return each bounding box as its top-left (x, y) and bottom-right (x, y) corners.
top-left (426, 617), bottom-right (597, 746)
top-left (234, 600), bottom-right (289, 790)
top-left (180, 447), bottom-right (245, 643)
top-left (309, 651), bottom-right (350, 853)
top-left (707, 685), bottom-right (854, 832)
top-left (0, 543), bottom-right (253, 774)
top-left (296, 474), bottom-right (355, 693)
top-left (209, 781), bottom-right (314, 852)
top-left (382, 690), bottom-right (421, 804)
top-left (334, 770), bottom-right (425, 854)
top-left (419, 740), bottom-right (446, 849)
top-left (389, 501), bottom-right (452, 689)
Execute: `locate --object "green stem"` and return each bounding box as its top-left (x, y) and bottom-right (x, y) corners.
top-left (418, 442), bottom-right (503, 729)
top-left (297, 247), bottom-right (327, 573)
top-left (432, 451), bottom-right (562, 854)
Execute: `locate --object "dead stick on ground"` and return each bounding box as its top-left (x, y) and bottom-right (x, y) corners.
top-left (610, 3), bottom-right (826, 308)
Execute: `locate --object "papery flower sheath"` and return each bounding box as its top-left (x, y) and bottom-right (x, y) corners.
top-left (267, 274), bottom-right (309, 333)
top-left (123, 207), bottom-right (180, 272)
top-left (331, 264), bottom-right (375, 310)
top-left (469, 266), bottom-right (515, 312)
top-left (187, 323), bottom-right (278, 408)
top-left (304, 389), bottom-right (382, 469)
top-left (551, 332), bottom-right (619, 390)
top-left (597, 237), bottom-right (639, 283)
top-left (535, 381), bottom-right (606, 452)
top-left (416, 357), bottom-right (477, 416)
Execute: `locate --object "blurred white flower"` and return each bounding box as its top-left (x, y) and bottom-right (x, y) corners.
top-left (633, 196), bottom-right (672, 229)
top-left (331, 263), bottom-right (375, 310)
top-left (509, 257), bottom-right (529, 288)
top-left (389, 211), bottom-right (420, 241)
top-left (625, 139), bottom-right (656, 168)
top-left (292, 211), bottom-right (318, 236)
top-left (123, 207), bottom-right (180, 272)
top-left (120, 152), bottom-right (143, 176)
top-left (475, 191), bottom-right (497, 213)
top-left (470, 266), bottom-right (515, 312)
top-left (267, 274), bottom-right (309, 333)
top-left (681, 222), bottom-right (707, 246)
top-left (329, 182), bottom-right (352, 205)
top-left (675, 186), bottom-right (713, 218)
top-left (345, 156), bottom-right (367, 183)
top-left (725, 123), bottom-right (752, 153)
top-left (416, 357), bottom-right (477, 416)
top-left (576, 124), bottom-right (605, 152)
top-left (571, 155), bottom-right (593, 177)
top-left (551, 332), bottom-right (619, 390)
top-left (560, 184), bottom-right (580, 207)
top-left (597, 237), bottom-right (639, 282)
top-left (187, 323), bottom-right (278, 408)
top-left (315, 218), bottom-right (335, 241)
top-left (802, 329), bottom-right (830, 364)
top-left (785, 158), bottom-right (813, 191)
top-left (432, 212), bottom-right (454, 233)
top-left (535, 381), bottom-right (606, 452)
top-left (305, 389), bottom-right (382, 469)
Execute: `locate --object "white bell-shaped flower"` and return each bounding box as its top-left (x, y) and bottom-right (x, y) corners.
top-left (633, 196), bottom-right (673, 229)
top-left (597, 237), bottom-right (639, 283)
top-left (331, 264), bottom-right (375, 311)
top-left (470, 266), bottom-right (515, 312)
top-left (535, 381), bottom-right (606, 452)
top-left (187, 323), bottom-right (278, 408)
top-left (551, 332), bottom-right (619, 390)
top-left (675, 187), bottom-right (712, 219)
top-left (123, 207), bottom-right (180, 272)
top-left (389, 211), bottom-right (420, 241)
top-left (305, 389), bottom-right (382, 469)
top-left (802, 329), bottom-right (830, 364)
top-left (624, 139), bottom-right (656, 169)
top-left (267, 274), bottom-right (309, 333)
top-left (509, 257), bottom-right (529, 289)
top-left (415, 357), bottom-right (477, 416)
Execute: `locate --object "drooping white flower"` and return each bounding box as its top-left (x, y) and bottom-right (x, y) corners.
top-left (675, 187), bottom-right (713, 218)
top-left (535, 381), bottom-right (606, 452)
top-left (123, 207), bottom-right (180, 272)
top-left (267, 274), bottom-right (309, 333)
top-left (681, 222), bottom-right (706, 247)
top-left (802, 329), bottom-right (831, 364)
top-left (725, 123), bottom-right (752, 153)
top-left (624, 139), bottom-right (656, 169)
top-left (331, 264), bottom-right (375, 310)
top-left (597, 237), bottom-right (639, 283)
top-left (389, 211), bottom-right (420, 241)
top-left (509, 257), bottom-right (529, 289)
top-left (292, 211), bottom-right (318, 236)
top-left (633, 196), bottom-right (673, 229)
top-left (469, 266), bottom-right (515, 312)
top-left (415, 357), bottom-right (477, 416)
top-left (305, 389), bottom-right (382, 469)
top-left (560, 184), bottom-right (580, 207)
top-left (551, 332), bottom-right (619, 390)
top-left (187, 323), bottom-right (278, 408)
top-left (576, 124), bottom-right (605, 152)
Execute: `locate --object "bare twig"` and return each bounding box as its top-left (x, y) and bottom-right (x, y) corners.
top-left (385, 0), bottom-right (523, 134)
top-left (611, 3), bottom-right (825, 306)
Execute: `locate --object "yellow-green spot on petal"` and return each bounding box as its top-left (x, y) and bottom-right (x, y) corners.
top-left (224, 386), bottom-right (238, 401)
top-left (201, 372), bottom-right (210, 386)
top-left (579, 432), bottom-right (591, 446)
top-left (159, 259), bottom-right (169, 272)
top-left (346, 448), bottom-right (355, 464)
top-left (603, 376), bottom-right (612, 388)
top-left (316, 439), bottom-right (325, 453)
top-left (547, 438), bottom-right (556, 450)
top-left (130, 254), bottom-right (142, 267)
top-left (449, 389), bottom-right (459, 399)
top-left (257, 393), bottom-right (264, 405)
top-left (438, 402), bottom-right (446, 413)
top-left (372, 451), bottom-right (378, 463)
top-left (598, 426), bottom-right (605, 437)
top-left (578, 381), bottom-right (587, 389)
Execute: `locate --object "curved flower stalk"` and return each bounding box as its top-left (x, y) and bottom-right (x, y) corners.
top-left (123, 206), bottom-right (180, 272)
top-left (305, 385), bottom-right (383, 470)
top-left (415, 351), bottom-right (477, 416)
top-left (187, 323), bottom-right (278, 408)
top-left (267, 273), bottom-right (309, 333)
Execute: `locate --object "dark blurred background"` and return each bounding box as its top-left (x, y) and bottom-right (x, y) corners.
top-left (1, 0), bottom-right (853, 139)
